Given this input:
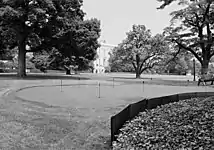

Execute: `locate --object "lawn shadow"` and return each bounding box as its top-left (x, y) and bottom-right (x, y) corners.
top-left (110, 76), bottom-right (198, 86)
top-left (0, 73), bottom-right (90, 80)
top-left (112, 76), bottom-right (153, 80)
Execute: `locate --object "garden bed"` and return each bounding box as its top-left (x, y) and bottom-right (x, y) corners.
top-left (113, 97), bottom-right (214, 150)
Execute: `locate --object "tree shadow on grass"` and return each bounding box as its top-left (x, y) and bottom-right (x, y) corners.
top-left (0, 73), bottom-right (90, 80)
top-left (112, 77), bottom-right (153, 80)
top-left (110, 77), bottom-right (198, 86)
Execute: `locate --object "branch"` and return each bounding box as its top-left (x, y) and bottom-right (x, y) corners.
top-left (194, 12), bottom-right (200, 28)
top-left (47, 57), bottom-right (56, 66)
top-left (193, 12), bottom-right (204, 46)
top-left (186, 18), bottom-right (198, 27)
top-left (140, 64), bottom-right (155, 74)
top-left (205, 22), bottom-right (213, 54)
top-left (165, 47), bottom-right (181, 65)
top-left (26, 40), bottom-right (51, 52)
top-left (173, 39), bottom-right (202, 64)
top-left (132, 62), bottom-right (137, 71)
top-left (202, 2), bottom-right (211, 24)
top-left (139, 54), bottom-right (156, 71)
top-left (210, 50), bottom-right (214, 59)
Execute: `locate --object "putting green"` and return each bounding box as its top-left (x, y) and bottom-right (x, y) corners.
top-left (16, 83), bottom-right (212, 109)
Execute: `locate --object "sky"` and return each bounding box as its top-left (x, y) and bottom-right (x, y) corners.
top-left (82, 0), bottom-right (181, 46)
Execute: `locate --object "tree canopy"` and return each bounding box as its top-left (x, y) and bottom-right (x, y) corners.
top-left (0, 0), bottom-right (100, 77)
top-left (157, 0), bottom-right (203, 9)
top-left (163, 0), bottom-right (214, 74)
top-left (109, 25), bottom-right (169, 78)
top-left (31, 18), bottom-right (100, 74)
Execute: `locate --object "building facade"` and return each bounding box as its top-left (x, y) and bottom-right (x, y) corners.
top-left (93, 42), bottom-right (116, 73)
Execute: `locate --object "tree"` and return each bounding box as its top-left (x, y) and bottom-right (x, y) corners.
top-left (163, 0), bottom-right (214, 75)
top-left (111, 25), bottom-right (169, 78)
top-left (31, 18), bottom-right (101, 75)
top-left (0, 0), bottom-right (85, 77)
top-left (157, 0), bottom-right (202, 9)
top-left (9, 47), bottom-right (35, 70)
top-left (31, 50), bottom-right (51, 72)
top-left (109, 50), bottom-right (135, 72)
top-left (58, 18), bottom-right (101, 74)
top-left (0, 25), bottom-right (17, 60)
top-left (165, 54), bottom-right (190, 74)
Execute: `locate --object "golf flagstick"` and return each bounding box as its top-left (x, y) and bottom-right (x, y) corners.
top-left (60, 79), bottom-right (62, 92)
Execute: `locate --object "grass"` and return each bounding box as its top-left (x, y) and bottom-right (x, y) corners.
top-left (0, 73), bottom-right (211, 149)
top-left (0, 80), bottom-right (10, 90)
top-left (0, 93), bottom-right (111, 149)
top-left (108, 77), bottom-right (199, 87)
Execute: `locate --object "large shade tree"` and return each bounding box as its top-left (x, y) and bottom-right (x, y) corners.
top-left (31, 18), bottom-right (101, 74)
top-left (110, 25), bottom-right (169, 78)
top-left (163, 0), bottom-right (214, 75)
top-left (58, 18), bottom-right (101, 74)
top-left (0, 0), bottom-right (87, 77)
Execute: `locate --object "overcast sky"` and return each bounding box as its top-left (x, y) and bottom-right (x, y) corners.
top-left (82, 0), bottom-right (180, 45)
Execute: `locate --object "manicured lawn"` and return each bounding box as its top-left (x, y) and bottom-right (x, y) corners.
top-left (0, 73), bottom-right (213, 149)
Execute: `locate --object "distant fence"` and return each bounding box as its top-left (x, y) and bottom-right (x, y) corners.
top-left (111, 92), bottom-right (214, 143)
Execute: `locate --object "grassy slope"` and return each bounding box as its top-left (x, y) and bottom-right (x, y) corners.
top-left (0, 93), bottom-right (112, 149)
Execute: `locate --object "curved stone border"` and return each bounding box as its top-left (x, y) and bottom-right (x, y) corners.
top-left (110, 92), bottom-right (214, 143)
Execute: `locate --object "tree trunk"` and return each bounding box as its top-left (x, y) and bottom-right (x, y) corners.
top-left (135, 54), bottom-right (141, 79)
top-left (17, 39), bottom-right (26, 77)
top-left (136, 69), bottom-right (141, 78)
top-left (65, 68), bottom-right (71, 75)
top-left (201, 60), bottom-right (209, 75)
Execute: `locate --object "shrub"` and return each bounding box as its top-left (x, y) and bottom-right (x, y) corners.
top-left (113, 97), bottom-right (214, 150)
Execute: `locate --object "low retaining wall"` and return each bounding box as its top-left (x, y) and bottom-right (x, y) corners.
top-left (111, 92), bottom-right (214, 142)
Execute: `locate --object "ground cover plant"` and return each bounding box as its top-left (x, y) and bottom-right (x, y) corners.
top-left (113, 97), bottom-right (214, 150)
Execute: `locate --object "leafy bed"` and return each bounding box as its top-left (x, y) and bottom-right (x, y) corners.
top-left (113, 97), bottom-right (214, 150)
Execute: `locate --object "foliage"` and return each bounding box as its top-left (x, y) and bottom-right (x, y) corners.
top-left (31, 17), bottom-right (101, 73)
top-left (73, 18), bottom-right (101, 67)
top-left (163, 0), bottom-right (214, 74)
top-left (157, 0), bottom-right (204, 9)
top-left (109, 51), bottom-right (135, 72)
top-left (12, 47), bottom-right (35, 69)
top-left (0, 23), bottom-right (17, 60)
top-left (164, 53), bottom-right (194, 74)
top-left (0, 46), bottom-right (35, 71)
top-left (46, 18), bottom-right (101, 73)
top-left (0, 0), bottom-right (100, 76)
top-left (113, 97), bottom-right (214, 150)
top-left (31, 50), bottom-right (52, 72)
top-left (110, 25), bottom-right (170, 78)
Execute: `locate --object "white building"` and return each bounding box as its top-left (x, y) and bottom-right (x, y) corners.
top-left (93, 42), bottom-right (117, 73)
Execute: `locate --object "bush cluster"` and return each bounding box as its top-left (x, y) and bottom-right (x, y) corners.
top-left (113, 97), bottom-right (214, 150)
